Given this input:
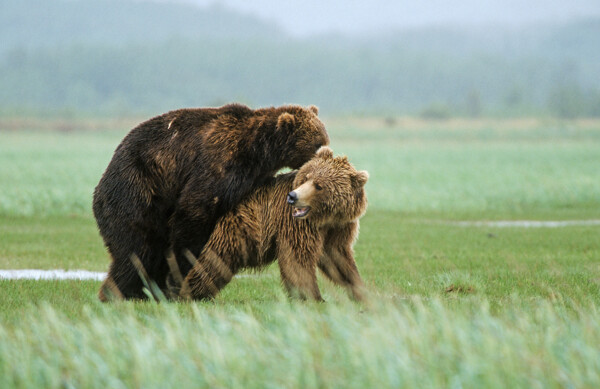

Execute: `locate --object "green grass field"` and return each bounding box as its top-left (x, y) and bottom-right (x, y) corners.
top-left (1, 117), bottom-right (600, 388)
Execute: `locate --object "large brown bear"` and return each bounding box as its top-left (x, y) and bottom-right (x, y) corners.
top-left (93, 104), bottom-right (329, 301)
top-left (167, 146), bottom-right (369, 302)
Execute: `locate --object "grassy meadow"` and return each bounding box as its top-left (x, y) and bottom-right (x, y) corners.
top-left (1, 116), bottom-right (600, 388)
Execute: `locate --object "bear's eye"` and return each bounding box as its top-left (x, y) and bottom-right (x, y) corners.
top-left (314, 183), bottom-right (322, 191)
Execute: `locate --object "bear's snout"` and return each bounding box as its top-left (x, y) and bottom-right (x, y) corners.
top-left (287, 191), bottom-right (298, 205)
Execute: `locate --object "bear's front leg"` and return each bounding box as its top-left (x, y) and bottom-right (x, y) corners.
top-left (318, 249), bottom-right (366, 302)
top-left (318, 224), bottom-right (367, 302)
top-left (277, 241), bottom-right (323, 301)
top-left (170, 190), bottom-right (220, 280)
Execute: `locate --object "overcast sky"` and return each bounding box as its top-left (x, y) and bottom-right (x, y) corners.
top-left (187, 0), bottom-right (600, 36)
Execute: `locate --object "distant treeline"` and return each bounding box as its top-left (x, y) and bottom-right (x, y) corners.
top-left (1, 0), bottom-right (599, 117)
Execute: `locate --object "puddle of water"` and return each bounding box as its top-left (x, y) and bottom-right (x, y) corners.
top-left (449, 220), bottom-right (600, 228)
top-left (0, 269), bottom-right (107, 281)
top-left (0, 270), bottom-right (266, 281)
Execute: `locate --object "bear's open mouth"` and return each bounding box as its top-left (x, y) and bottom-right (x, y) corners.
top-left (292, 206), bottom-right (311, 219)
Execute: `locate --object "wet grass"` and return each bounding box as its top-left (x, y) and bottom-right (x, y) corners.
top-left (2, 118), bottom-right (600, 217)
top-left (2, 209), bottom-right (599, 318)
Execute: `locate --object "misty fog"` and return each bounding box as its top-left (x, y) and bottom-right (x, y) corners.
top-left (189, 0), bottom-right (600, 36)
top-left (1, 0), bottom-right (599, 117)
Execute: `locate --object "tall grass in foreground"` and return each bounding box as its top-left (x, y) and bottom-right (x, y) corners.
top-left (1, 299), bottom-right (599, 388)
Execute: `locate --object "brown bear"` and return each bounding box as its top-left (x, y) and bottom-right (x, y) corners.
top-left (167, 146), bottom-right (369, 302)
top-left (93, 103), bottom-right (329, 301)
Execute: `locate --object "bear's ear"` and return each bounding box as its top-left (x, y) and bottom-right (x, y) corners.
top-left (353, 170), bottom-right (369, 187)
top-left (316, 146), bottom-right (333, 159)
top-left (308, 105), bottom-right (319, 115)
top-left (277, 112), bottom-right (295, 131)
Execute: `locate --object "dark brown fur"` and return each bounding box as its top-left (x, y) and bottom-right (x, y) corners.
top-left (168, 147), bottom-right (369, 302)
top-left (93, 104), bottom-right (329, 300)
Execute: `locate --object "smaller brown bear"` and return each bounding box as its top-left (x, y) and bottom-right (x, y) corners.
top-left (167, 146), bottom-right (369, 301)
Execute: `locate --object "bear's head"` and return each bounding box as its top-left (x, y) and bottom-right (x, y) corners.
top-left (287, 146), bottom-right (368, 225)
top-left (276, 105), bottom-right (330, 169)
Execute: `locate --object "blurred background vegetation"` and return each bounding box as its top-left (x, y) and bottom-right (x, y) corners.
top-left (1, 0), bottom-right (599, 118)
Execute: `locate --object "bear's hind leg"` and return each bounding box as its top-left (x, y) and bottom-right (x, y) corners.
top-left (178, 248), bottom-right (235, 300)
top-left (94, 166), bottom-right (172, 301)
top-left (99, 254), bottom-right (146, 301)
top-left (98, 227), bottom-right (170, 301)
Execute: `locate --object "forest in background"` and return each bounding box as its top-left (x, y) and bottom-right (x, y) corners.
top-left (1, 0), bottom-right (599, 117)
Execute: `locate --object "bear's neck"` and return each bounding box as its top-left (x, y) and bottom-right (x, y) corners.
top-left (245, 114), bottom-right (291, 172)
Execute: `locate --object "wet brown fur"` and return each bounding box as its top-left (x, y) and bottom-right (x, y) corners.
top-left (168, 147), bottom-right (368, 302)
top-left (93, 104), bottom-right (329, 301)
